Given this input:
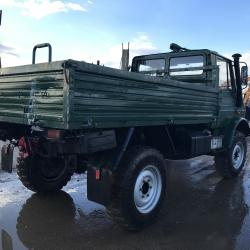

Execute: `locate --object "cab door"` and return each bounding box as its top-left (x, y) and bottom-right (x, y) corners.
top-left (217, 56), bottom-right (236, 121)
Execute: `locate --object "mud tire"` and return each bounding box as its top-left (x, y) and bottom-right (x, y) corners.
top-left (17, 155), bottom-right (73, 193)
top-left (215, 132), bottom-right (247, 179)
top-left (107, 146), bottom-right (166, 231)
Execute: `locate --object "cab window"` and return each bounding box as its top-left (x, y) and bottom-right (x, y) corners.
top-left (217, 57), bottom-right (231, 89)
top-left (169, 55), bottom-right (204, 76)
top-left (138, 59), bottom-right (165, 76)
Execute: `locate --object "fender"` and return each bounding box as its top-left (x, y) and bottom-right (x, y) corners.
top-left (217, 117), bottom-right (250, 149)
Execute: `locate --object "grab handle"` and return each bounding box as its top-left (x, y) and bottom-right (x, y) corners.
top-left (32, 43), bottom-right (52, 64)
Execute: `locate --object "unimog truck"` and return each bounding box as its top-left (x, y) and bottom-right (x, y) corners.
top-left (0, 42), bottom-right (249, 230)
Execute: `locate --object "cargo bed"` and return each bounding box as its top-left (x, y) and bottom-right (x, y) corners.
top-left (0, 60), bottom-right (218, 130)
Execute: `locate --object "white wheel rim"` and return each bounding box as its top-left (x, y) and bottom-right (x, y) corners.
top-left (232, 142), bottom-right (244, 170)
top-left (134, 165), bottom-right (162, 214)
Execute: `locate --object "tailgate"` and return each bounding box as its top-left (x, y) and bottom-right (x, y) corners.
top-left (0, 61), bottom-right (67, 129)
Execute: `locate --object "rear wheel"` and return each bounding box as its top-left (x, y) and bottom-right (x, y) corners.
top-left (215, 132), bottom-right (247, 178)
top-left (107, 146), bottom-right (166, 231)
top-left (17, 154), bottom-right (73, 192)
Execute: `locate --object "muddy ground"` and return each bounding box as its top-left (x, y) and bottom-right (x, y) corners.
top-left (1, 144), bottom-right (250, 250)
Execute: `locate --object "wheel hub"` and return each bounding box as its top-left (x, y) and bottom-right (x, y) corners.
top-left (141, 181), bottom-right (150, 195)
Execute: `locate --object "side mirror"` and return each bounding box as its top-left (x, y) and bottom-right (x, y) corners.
top-left (241, 65), bottom-right (248, 85)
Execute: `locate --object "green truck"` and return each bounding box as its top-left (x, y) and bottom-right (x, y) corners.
top-left (0, 42), bottom-right (249, 230)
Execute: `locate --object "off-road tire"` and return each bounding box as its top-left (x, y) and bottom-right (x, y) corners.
top-left (107, 146), bottom-right (166, 231)
top-left (215, 131), bottom-right (247, 179)
top-left (17, 155), bottom-right (73, 193)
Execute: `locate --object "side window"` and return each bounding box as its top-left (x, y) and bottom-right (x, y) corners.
top-left (217, 57), bottom-right (231, 89)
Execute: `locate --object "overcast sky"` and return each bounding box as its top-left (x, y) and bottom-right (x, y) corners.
top-left (1, 0), bottom-right (250, 68)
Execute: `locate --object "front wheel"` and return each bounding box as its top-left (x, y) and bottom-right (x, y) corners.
top-left (215, 132), bottom-right (247, 178)
top-left (107, 146), bottom-right (166, 231)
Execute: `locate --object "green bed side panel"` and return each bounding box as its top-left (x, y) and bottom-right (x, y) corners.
top-left (68, 61), bottom-right (218, 129)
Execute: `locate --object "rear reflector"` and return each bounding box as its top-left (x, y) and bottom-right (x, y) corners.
top-left (95, 169), bottom-right (101, 180)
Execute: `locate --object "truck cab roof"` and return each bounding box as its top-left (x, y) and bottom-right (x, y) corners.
top-left (136, 42), bottom-right (231, 59)
top-left (132, 48), bottom-right (231, 65)
top-left (131, 44), bottom-right (234, 84)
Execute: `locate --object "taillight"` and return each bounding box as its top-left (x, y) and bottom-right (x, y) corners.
top-left (18, 137), bottom-right (29, 158)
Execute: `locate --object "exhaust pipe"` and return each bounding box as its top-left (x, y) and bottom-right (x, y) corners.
top-left (232, 53), bottom-right (243, 107)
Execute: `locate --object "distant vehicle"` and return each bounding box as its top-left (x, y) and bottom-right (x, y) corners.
top-left (0, 41), bottom-right (249, 231)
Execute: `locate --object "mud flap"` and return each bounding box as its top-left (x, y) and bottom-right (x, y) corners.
top-left (87, 167), bottom-right (113, 206)
top-left (1, 144), bottom-right (14, 173)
